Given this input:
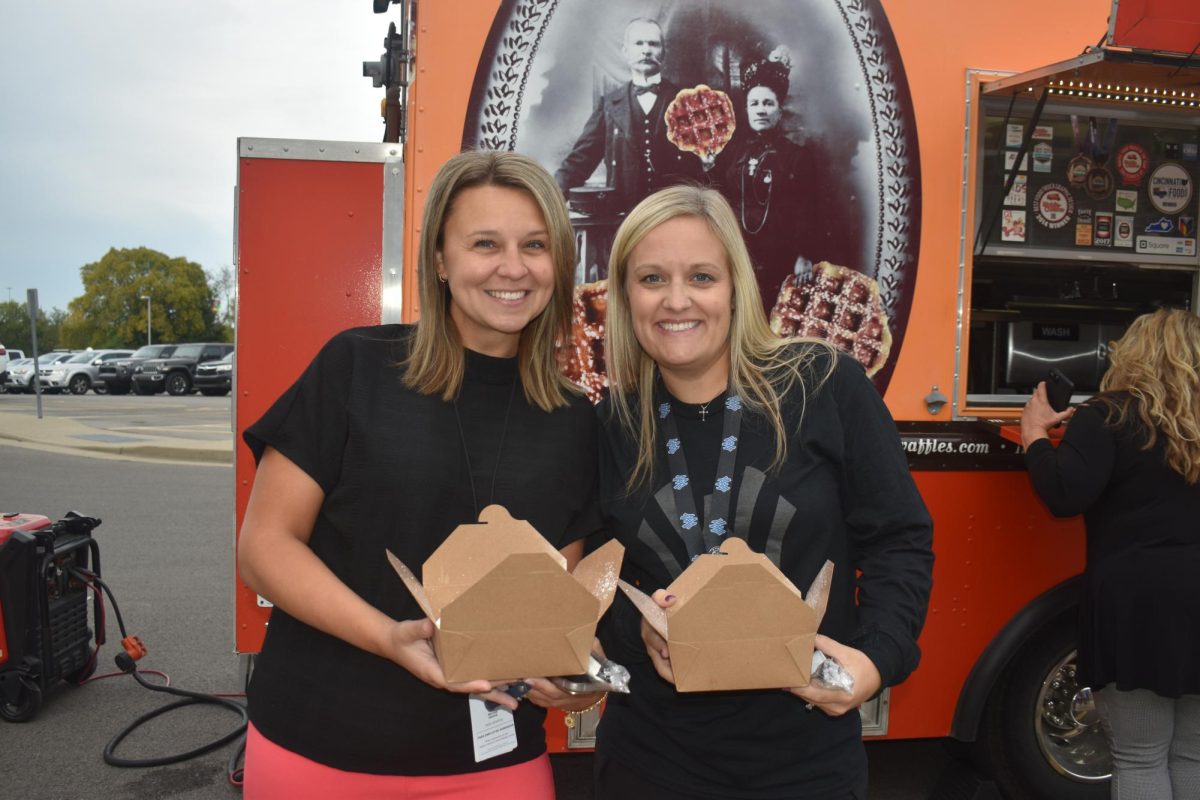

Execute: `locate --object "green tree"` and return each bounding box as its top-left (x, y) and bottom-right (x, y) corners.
top-left (60, 247), bottom-right (223, 348)
top-left (206, 265), bottom-right (237, 342)
top-left (0, 300), bottom-right (64, 353)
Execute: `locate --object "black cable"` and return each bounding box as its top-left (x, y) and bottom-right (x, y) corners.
top-left (69, 567), bottom-right (249, 773)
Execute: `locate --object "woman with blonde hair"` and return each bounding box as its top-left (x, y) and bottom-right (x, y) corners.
top-left (237, 150), bottom-right (603, 799)
top-left (594, 184), bottom-right (933, 799)
top-left (1021, 308), bottom-right (1200, 799)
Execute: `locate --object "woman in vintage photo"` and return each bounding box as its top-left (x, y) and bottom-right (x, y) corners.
top-left (237, 151), bottom-right (603, 799)
top-left (1021, 309), bottom-right (1200, 800)
top-left (593, 184), bottom-right (933, 799)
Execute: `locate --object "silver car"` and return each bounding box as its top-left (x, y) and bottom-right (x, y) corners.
top-left (6, 352), bottom-right (75, 393)
top-left (40, 349), bottom-right (135, 395)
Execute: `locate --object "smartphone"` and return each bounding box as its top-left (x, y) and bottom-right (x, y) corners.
top-left (1044, 368), bottom-right (1075, 413)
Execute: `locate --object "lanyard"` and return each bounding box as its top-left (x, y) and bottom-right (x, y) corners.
top-left (658, 390), bottom-right (744, 561)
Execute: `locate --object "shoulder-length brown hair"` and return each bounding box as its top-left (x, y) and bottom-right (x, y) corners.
top-left (1099, 308), bottom-right (1200, 484)
top-left (403, 150), bottom-right (578, 411)
top-left (604, 184), bottom-right (835, 490)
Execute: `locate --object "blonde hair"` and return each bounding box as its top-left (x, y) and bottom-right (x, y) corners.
top-left (604, 184), bottom-right (835, 490)
top-left (404, 150), bottom-right (578, 411)
top-left (1099, 308), bottom-right (1200, 484)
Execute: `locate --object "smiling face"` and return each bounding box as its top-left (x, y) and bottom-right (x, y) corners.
top-left (746, 85), bottom-right (781, 132)
top-left (625, 215), bottom-right (733, 399)
top-left (436, 184), bottom-right (555, 357)
top-left (622, 20), bottom-right (664, 80)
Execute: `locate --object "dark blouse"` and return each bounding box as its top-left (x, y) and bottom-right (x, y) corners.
top-left (595, 347), bottom-right (933, 799)
top-left (242, 325), bottom-right (602, 774)
top-left (1025, 396), bottom-right (1200, 698)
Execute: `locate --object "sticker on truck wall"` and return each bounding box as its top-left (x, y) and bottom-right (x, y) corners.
top-left (1114, 215), bottom-right (1134, 247)
top-left (1148, 162), bottom-right (1194, 215)
top-left (1116, 143), bottom-right (1149, 184)
top-left (464, 0), bottom-right (922, 394)
top-left (1034, 183), bottom-right (1074, 229)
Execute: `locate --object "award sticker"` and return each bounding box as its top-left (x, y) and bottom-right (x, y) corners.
top-left (1032, 142), bottom-right (1053, 173)
top-left (1034, 183), bottom-right (1075, 229)
top-left (1115, 189), bottom-right (1138, 213)
top-left (1114, 215), bottom-right (1134, 248)
top-left (1075, 208), bottom-right (1093, 246)
top-left (1002, 209), bottom-right (1026, 242)
top-left (1067, 155), bottom-right (1093, 186)
top-left (1032, 124), bottom-right (1054, 141)
top-left (1004, 174), bottom-right (1028, 207)
top-left (1116, 143), bottom-right (1149, 185)
top-left (1148, 162), bottom-right (1194, 215)
top-left (1094, 212), bottom-right (1113, 247)
top-left (1006, 123), bottom-right (1024, 148)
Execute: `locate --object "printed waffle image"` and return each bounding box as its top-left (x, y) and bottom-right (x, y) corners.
top-left (562, 280), bottom-right (609, 404)
top-left (665, 85), bottom-right (736, 158)
top-left (769, 262), bottom-right (892, 377)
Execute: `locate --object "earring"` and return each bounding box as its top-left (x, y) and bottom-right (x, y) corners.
top-left (437, 274), bottom-right (447, 283)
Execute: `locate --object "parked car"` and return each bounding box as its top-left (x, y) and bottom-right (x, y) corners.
top-left (2, 358), bottom-right (33, 393)
top-left (132, 343), bottom-right (234, 396)
top-left (0, 346), bottom-right (26, 393)
top-left (5, 352), bottom-right (76, 393)
top-left (39, 349), bottom-right (135, 395)
top-left (192, 350), bottom-right (234, 396)
top-left (96, 345), bottom-right (178, 395)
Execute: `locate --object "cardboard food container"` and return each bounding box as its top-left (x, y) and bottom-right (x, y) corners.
top-left (386, 505), bottom-right (624, 682)
top-left (620, 538), bottom-right (833, 692)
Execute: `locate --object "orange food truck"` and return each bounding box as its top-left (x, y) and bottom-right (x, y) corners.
top-left (232, 2), bottom-right (1200, 797)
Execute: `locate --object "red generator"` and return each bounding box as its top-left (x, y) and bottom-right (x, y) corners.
top-left (0, 512), bottom-right (103, 722)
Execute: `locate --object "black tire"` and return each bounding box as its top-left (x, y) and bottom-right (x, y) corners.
top-left (165, 372), bottom-right (191, 396)
top-left (93, 384), bottom-right (107, 395)
top-left (68, 374), bottom-right (91, 395)
top-left (109, 383), bottom-right (129, 395)
top-left (975, 615), bottom-right (1110, 799)
top-left (132, 382), bottom-right (153, 396)
top-left (200, 388), bottom-right (229, 397)
top-left (0, 678), bottom-right (43, 723)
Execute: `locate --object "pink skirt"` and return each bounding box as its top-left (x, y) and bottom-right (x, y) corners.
top-left (243, 723), bottom-right (555, 800)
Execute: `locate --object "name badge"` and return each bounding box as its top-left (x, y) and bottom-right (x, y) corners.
top-left (468, 695), bottom-right (518, 762)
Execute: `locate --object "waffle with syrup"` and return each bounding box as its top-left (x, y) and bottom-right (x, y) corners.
top-left (562, 280), bottom-right (609, 404)
top-left (769, 262), bottom-right (892, 377)
top-left (665, 85), bottom-right (736, 158)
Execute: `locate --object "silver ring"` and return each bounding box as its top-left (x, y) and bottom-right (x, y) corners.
top-left (804, 702), bottom-right (814, 711)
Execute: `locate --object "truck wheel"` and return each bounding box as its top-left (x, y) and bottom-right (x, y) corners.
top-left (132, 382), bottom-right (153, 396)
top-left (977, 617), bottom-right (1110, 799)
top-left (68, 374), bottom-right (91, 394)
top-left (109, 383), bottom-right (129, 395)
top-left (0, 678), bottom-right (43, 723)
top-left (165, 373), bottom-right (191, 396)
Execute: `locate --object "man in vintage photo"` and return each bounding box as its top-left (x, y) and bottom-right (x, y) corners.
top-left (555, 17), bottom-right (703, 217)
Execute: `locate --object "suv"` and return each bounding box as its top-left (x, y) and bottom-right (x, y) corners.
top-left (192, 350), bottom-right (234, 396)
top-left (6, 352), bottom-right (75, 393)
top-left (0, 346), bottom-right (26, 393)
top-left (132, 343), bottom-right (234, 396)
top-left (97, 344), bottom-right (178, 395)
top-left (40, 349), bottom-right (134, 394)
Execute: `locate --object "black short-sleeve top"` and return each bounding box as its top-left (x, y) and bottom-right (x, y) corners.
top-left (241, 325), bottom-right (601, 775)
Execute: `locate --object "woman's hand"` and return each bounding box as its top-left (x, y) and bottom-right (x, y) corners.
top-left (383, 618), bottom-right (519, 710)
top-left (642, 590), bottom-right (676, 684)
top-left (789, 635), bottom-right (882, 716)
top-left (1020, 381), bottom-right (1075, 447)
top-left (523, 678), bottom-right (606, 712)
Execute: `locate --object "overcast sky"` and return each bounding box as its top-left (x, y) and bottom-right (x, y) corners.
top-left (1, 2), bottom-right (392, 312)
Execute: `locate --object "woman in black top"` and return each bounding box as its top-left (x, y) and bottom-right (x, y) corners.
top-left (1021, 309), bottom-right (1200, 800)
top-left (237, 151), bottom-right (603, 798)
top-left (593, 184), bottom-right (933, 799)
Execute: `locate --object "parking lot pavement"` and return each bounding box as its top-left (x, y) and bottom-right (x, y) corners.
top-left (0, 393), bottom-right (232, 465)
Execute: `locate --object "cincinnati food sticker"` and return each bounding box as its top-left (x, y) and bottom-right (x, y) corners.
top-left (1034, 183), bottom-right (1074, 229)
top-left (1114, 215), bottom-right (1134, 247)
top-left (1032, 142), bottom-right (1053, 173)
top-left (1002, 209), bottom-right (1026, 242)
top-left (1004, 174), bottom-right (1027, 207)
top-left (1148, 162), bottom-right (1194, 215)
top-left (1116, 143), bottom-right (1149, 184)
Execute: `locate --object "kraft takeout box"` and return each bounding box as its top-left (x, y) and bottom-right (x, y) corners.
top-left (620, 538), bottom-right (833, 692)
top-left (386, 505), bottom-right (624, 683)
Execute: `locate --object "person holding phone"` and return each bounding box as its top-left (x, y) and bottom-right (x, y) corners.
top-left (1021, 309), bottom-right (1200, 800)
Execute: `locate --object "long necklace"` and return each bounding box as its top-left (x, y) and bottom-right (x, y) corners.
top-left (451, 376), bottom-right (519, 516)
top-left (658, 388), bottom-right (744, 561)
top-left (740, 145), bottom-right (775, 235)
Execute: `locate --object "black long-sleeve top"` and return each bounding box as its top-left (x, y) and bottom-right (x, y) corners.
top-left (1025, 396), bottom-right (1200, 698)
top-left (594, 347), bottom-right (933, 799)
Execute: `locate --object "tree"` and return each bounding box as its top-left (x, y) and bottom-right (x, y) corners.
top-left (206, 265), bottom-right (237, 341)
top-left (59, 247), bottom-right (227, 348)
top-left (0, 300), bottom-right (64, 353)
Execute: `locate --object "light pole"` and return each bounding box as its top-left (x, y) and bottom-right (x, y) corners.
top-left (140, 295), bottom-right (152, 345)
